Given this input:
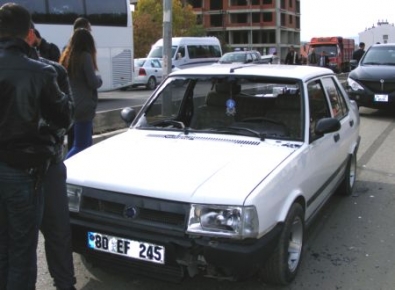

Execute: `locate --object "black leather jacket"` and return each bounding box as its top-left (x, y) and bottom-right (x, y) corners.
top-left (28, 47), bottom-right (74, 164)
top-left (0, 37), bottom-right (74, 169)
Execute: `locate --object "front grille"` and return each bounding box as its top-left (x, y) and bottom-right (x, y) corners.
top-left (80, 188), bottom-right (189, 232)
top-left (361, 79), bottom-right (395, 94)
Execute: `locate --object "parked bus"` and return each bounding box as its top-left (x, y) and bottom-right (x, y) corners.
top-left (147, 37), bottom-right (222, 69)
top-left (0, 0), bottom-right (134, 92)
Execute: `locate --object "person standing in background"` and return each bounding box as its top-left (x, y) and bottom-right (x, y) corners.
top-left (0, 3), bottom-right (73, 290)
top-left (308, 47), bottom-right (318, 66)
top-left (352, 42), bottom-right (365, 63)
top-left (318, 51), bottom-right (330, 68)
top-left (33, 28), bottom-right (60, 61)
top-left (29, 23), bottom-right (77, 290)
top-left (66, 17), bottom-right (92, 152)
top-left (285, 45), bottom-right (300, 65)
top-left (60, 28), bottom-right (102, 159)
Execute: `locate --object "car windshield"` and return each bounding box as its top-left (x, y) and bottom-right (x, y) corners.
top-left (361, 46), bottom-right (395, 65)
top-left (133, 75), bottom-right (303, 141)
top-left (147, 45), bottom-right (178, 59)
top-left (310, 45), bottom-right (338, 57)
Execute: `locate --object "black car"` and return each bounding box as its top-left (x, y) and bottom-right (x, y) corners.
top-left (347, 43), bottom-right (395, 109)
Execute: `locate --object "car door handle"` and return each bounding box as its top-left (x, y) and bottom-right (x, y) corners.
top-left (349, 119), bottom-right (354, 127)
top-left (333, 133), bottom-right (340, 143)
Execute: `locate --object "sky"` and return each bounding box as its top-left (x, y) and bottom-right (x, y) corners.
top-left (300, 0), bottom-right (394, 42)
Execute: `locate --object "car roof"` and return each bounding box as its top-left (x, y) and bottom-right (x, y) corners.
top-left (170, 64), bottom-right (334, 81)
top-left (223, 51), bottom-right (260, 55)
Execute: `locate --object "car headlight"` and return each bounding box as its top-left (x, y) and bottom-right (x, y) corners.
top-left (187, 205), bottom-right (259, 239)
top-left (347, 77), bottom-right (364, 91)
top-left (67, 184), bottom-right (82, 212)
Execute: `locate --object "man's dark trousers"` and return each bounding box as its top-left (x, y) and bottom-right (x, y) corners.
top-left (0, 161), bottom-right (43, 290)
top-left (41, 162), bottom-right (76, 289)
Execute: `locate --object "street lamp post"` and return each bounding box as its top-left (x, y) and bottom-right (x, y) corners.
top-left (163, 0), bottom-right (172, 78)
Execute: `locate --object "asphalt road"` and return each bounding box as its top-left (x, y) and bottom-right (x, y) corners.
top-left (35, 106), bottom-right (395, 290)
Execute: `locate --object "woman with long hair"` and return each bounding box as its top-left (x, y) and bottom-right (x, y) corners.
top-left (60, 28), bottom-right (102, 159)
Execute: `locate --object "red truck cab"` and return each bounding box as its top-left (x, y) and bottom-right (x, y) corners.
top-left (308, 36), bottom-right (355, 73)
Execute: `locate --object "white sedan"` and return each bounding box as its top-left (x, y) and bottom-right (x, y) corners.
top-left (66, 64), bottom-right (360, 285)
top-left (131, 58), bottom-right (163, 90)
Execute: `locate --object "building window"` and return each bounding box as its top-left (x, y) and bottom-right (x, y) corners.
top-left (281, 0), bottom-right (286, 9)
top-left (262, 0), bottom-right (272, 4)
top-left (230, 13), bottom-right (248, 24)
top-left (263, 12), bottom-right (272, 22)
top-left (252, 12), bottom-right (260, 23)
top-left (196, 14), bottom-right (203, 25)
top-left (252, 0), bottom-right (260, 4)
top-left (289, 0), bottom-right (293, 8)
top-left (210, 14), bottom-right (223, 27)
top-left (230, 0), bottom-right (248, 5)
top-left (210, 0), bottom-right (222, 9)
top-left (233, 30), bottom-right (249, 44)
top-left (289, 15), bottom-right (293, 24)
top-left (187, 0), bottom-right (202, 8)
top-left (281, 13), bottom-right (286, 26)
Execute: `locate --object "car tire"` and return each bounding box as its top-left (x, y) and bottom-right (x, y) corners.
top-left (146, 77), bottom-right (157, 90)
top-left (336, 152), bottom-right (357, 196)
top-left (260, 203), bottom-right (305, 285)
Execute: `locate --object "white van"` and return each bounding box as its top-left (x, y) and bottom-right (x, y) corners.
top-left (147, 37), bottom-right (222, 69)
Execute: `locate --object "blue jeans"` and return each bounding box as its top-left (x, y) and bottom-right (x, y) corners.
top-left (0, 162), bottom-right (43, 290)
top-left (65, 120), bottom-right (93, 159)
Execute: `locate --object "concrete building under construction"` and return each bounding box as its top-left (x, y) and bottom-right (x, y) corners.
top-left (186, 0), bottom-right (301, 61)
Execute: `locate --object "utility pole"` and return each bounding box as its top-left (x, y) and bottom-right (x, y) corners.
top-left (162, 0), bottom-right (172, 116)
top-left (163, 0), bottom-right (172, 77)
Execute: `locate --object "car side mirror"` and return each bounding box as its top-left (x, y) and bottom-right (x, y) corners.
top-left (121, 107), bottom-right (137, 126)
top-left (315, 117), bottom-right (341, 136)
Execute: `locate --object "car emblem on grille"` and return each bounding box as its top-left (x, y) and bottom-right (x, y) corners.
top-left (124, 206), bottom-right (138, 219)
top-left (380, 79), bottom-right (385, 91)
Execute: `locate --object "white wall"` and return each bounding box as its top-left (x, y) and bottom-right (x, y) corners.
top-left (359, 21), bottom-right (395, 49)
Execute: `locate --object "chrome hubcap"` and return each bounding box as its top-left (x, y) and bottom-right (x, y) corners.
top-left (288, 216), bottom-right (303, 272)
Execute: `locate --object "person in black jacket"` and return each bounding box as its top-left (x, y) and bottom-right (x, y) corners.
top-left (352, 42), bottom-right (365, 63)
top-left (284, 45), bottom-right (301, 65)
top-left (0, 4), bottom-right (73, 290)
top-left (29, 24), bottom-right (77, 290)
top-left (33, 28), bottom-right (61, 61)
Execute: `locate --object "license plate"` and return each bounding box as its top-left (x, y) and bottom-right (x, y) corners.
top-left (374, 94), bottom-right (388, 102)
top-left (87, 232), bottom-right (165, 264)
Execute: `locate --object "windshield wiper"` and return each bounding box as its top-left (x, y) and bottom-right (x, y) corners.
top-left (210, 126), bottom-right (266, 141)
top-left (150, 119), bottom-right (185, 129)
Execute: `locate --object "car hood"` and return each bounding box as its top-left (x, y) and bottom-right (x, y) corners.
top-left (65, 131), bottom-right (296, 205)
top-left (349, 65), bottom-right (395, 80)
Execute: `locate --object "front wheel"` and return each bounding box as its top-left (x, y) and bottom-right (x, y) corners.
top-left (260, 203), bottom-right (305, 285)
